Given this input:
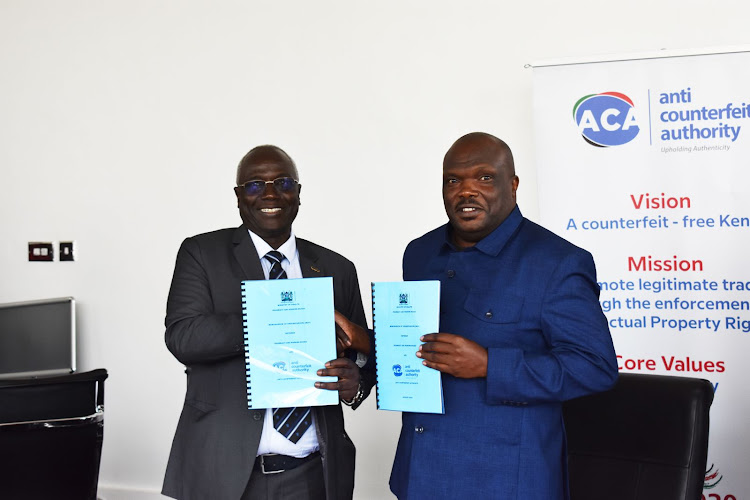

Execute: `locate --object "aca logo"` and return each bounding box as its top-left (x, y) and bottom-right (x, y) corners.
top-left (272, 361), bottom-right (286, 371)
top-left (573, 92), bottom-right (640, 147)
top-left (393, 364), bottom-right (403, 377)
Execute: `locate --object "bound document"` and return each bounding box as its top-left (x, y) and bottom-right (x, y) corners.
top-left (372, 281), bottom-right (444, 414)
top-left (242, 277), bottom-right (338, 409)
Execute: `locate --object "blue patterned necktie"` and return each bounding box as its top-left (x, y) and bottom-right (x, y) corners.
top-left (264, 251), bottom-right (313, 443)
top-left (265, 250), bottom-right (287, 280)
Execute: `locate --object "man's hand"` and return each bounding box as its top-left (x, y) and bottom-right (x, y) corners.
top-left (315, 357), bottom-right (361, 402)
top-left (334, 310), bottom-right (370, 356)
top-left (417, 333), bottom-right (488, 378)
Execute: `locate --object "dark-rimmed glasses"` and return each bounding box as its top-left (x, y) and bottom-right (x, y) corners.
top-left (237, 177), bottom-right (299, 196)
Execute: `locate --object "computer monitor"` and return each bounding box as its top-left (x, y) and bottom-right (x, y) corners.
top-left (0, 297), bottom-right (76, 380)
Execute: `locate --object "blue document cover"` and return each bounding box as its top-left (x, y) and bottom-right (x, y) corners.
top-left (372, 281), bottom-right (444, 413)
top-left (242, 277), bottom-right (338, 409)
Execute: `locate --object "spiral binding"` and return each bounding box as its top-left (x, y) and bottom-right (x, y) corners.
top-left (242, 281), bottom-right (253, 408)
top-left (371, 282), bottom-right (383, 409)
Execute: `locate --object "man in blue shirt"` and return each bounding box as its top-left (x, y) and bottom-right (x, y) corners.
top-left (390, 132), bottom-right (618, 498)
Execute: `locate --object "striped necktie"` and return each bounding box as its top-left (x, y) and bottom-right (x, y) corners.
top-left (264, 250), bottom-right (313, 443)
top-left (265, 250), bottom-right (287, 280)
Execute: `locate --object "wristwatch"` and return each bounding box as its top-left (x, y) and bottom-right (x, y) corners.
top-left (341, 381), bottom-right (365, 410)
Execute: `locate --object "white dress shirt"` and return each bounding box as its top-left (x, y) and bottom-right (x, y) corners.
top-left (248, 229), bottom-right (320, 458)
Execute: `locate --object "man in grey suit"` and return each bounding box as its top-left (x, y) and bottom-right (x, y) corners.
top-left (162, 145), bottom-right (373, 500)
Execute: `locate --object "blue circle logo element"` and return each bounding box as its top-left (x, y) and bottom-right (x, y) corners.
top-left (573, 92), bottom-right (640, 147)
top-left (392, 364), bottom-right (403, 377)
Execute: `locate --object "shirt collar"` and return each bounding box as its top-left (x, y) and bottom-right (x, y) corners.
top-left (248, 229), bottom-right (298, 263)
top-left (442, 205), bottom-right (523, 256)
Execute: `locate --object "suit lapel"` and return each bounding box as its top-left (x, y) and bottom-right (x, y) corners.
top-left (232, 226), bottom-right (265, 280)
top-left (298, 238), bottom-right (326, 278)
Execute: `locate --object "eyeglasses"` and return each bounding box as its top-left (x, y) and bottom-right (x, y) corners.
top-left (237, 177), bottom-right (299, 196)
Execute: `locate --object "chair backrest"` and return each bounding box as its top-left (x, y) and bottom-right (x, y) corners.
top-left (563, 373), bottom-right (713, 500)
top-left (0, 369), bottom-right (108, 500)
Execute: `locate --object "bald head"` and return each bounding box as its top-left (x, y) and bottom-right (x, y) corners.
top-left (443, 132), bottom-right (515, 177)
top-left (441, 132), bottom-right (519, 248)
top-left (234, 144), bottom-right (302, 249)
top-left (236, 145), bottom-right (299, 184)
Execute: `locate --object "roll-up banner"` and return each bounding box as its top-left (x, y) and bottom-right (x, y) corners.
top-left (533, 48), bottom-right (750, 499)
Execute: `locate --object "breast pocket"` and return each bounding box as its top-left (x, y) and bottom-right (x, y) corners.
top-left (463, 289), bottom-right (524, 324)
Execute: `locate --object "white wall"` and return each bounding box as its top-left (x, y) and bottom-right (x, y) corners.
top-left (1, 1), bottom-right (747, 498)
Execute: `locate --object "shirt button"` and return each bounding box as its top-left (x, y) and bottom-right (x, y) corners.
top-left (252, 412), bottom-right (262, 421)
top-left (446, 270), bottom-right (455, 278)
top-left (485, 311), bottom-right (493, 319)
top-left (415, 426), bottom-right (424, 434)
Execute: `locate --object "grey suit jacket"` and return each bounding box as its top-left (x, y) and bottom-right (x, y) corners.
top-left (162, 226), bottom-right (371, 500)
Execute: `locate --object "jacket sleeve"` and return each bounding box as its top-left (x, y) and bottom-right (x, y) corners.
top-left (164, 237), bottom-right (244, 366)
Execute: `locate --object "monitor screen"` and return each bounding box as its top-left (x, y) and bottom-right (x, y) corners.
top-left (0, 297), bottom-right (76, 380)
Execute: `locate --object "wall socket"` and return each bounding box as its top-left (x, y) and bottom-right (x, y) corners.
top-left (28, 242), bottom-right (54, 261)
top-left (27, 241), bottom-right (76, 261)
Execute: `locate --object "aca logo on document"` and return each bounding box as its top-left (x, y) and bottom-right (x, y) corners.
top-left (393, 364), bottom-right (403, 377)
top-left (573, 91), bottom-right (640, 147)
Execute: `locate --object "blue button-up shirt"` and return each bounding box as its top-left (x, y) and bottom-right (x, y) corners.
top-left (391, 205), bottom-right (618, 500)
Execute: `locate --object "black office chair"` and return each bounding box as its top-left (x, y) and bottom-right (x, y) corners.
top-left (563, 373), bottom-right (713, 500)
top-left (0, 368), bottom-right (108, 500)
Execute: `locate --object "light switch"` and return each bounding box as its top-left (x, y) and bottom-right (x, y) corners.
top-left (60, 241), bottom-right (75, 261)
